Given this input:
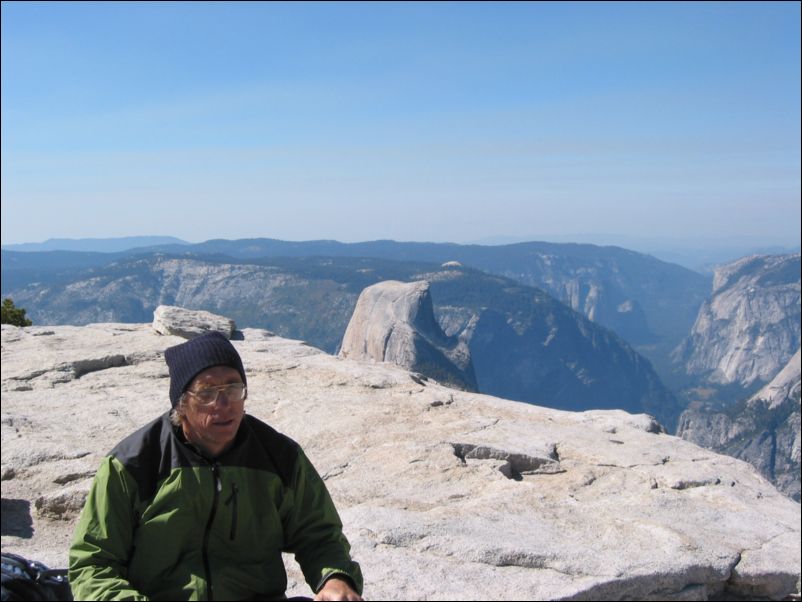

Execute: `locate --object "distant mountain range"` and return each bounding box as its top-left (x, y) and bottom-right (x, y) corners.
top-left (0, 250), bottom-right (680, 429)
top-left (3, 236), bottom-right (800, 497)
top-left (1, 236), bottom-right (190, 253)
top-left (7, 235), bottom-right (797, 273)
top-left (2, 237), bottom-right (712, 372)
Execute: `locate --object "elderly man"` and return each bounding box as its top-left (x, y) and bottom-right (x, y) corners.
top-left (69, 331), bottom-right (363, 601)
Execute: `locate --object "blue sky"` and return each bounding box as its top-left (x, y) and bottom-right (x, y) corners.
top-left (2, 1), bottom-right (800, 247)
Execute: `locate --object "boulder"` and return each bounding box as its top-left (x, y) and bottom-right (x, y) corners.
top-left (152, 305), bottom-right (235, 339)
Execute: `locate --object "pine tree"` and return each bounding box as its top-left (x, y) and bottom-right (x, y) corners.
top-left (1, 298), bottom-right (33, 327)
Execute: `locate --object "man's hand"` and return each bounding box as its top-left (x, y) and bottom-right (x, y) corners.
top-left (314, 576), bottom-right (363, 601)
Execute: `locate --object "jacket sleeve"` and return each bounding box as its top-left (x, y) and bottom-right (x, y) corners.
top-left (68, 456), bottom-right (150, 601)
top-left (281, 449), bottom-right (364, 595)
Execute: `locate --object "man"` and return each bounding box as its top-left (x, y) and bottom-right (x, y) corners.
top-left (69, 331), bottom-right (363, 601)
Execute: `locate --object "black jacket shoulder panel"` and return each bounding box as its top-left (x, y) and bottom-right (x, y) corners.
top-left (109, 413), bottom-right (301, 499)
top-left (223, 415), bottom-right (300, 488)
top-left (109, 412), bottom-right (197, 502)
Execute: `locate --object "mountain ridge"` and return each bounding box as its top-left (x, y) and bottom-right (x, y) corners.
top-left (2, 235), bottom-right (712, 379)
top-left (1, 236), bottom-right (190, 253)
top-left (0, 253), bottom-right (681, 429)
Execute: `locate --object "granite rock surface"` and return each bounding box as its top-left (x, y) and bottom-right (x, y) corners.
top-left (1, 317), bottom-right (800, 600)
top-left (339, 280), bottom-right (477, 391)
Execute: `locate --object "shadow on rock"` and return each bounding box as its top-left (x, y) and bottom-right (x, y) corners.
top-left (1, 498), bottom-right (34, 538)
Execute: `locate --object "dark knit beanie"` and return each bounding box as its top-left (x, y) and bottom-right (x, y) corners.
top-left (164, 331), bottom-right (247, 408)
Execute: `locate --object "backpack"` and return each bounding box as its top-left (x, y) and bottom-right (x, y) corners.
top-left (0, 554), bottom-right (72, 602)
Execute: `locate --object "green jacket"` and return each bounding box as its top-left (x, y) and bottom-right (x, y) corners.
top-left (69, 412), bottom-right (363, 601)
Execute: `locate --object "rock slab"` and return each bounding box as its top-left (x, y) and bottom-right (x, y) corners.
top-left (152, 304), bottom-right (235, 339)
top-left (1, 320), bottom-right (800, 600)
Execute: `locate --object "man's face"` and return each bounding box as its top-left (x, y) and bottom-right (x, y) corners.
top-left (181, 365), bottom-right (246, 457)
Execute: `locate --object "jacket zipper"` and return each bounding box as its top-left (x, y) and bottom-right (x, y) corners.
top-left (224, 482), bottom-right (239, 540)
top-left (202, 463), bottom-right (221, 601)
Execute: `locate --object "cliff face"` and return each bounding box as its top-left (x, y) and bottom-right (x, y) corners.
top-left (1, 317), bottom-right (800, 600)
top-left (464, 303), bottom-right (679, 430)
top-left (481, 245), bottom-right (710, 352)
top-left (673, 253), bottom-right (801, 389)
top-left (677, 349), bottom-right (801, 501)
top-left (339, 280), bottom-right (477, 391)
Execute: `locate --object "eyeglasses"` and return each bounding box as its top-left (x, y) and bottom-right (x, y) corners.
top-left (184, 383), bottom-right (247, 407)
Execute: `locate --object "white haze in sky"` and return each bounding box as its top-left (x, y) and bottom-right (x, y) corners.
top-left (1, 3), bottom-right (800, 250)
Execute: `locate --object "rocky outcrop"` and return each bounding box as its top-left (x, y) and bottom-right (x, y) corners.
top-left (754, 348), bottom-right (802, 410)
top-left (339, 280), bottom-right (477, 391)
top-left (677, 349), bottom-right (801, 501)
top-left (2, 319), bottom-right (800, 600)
top-left (152, 304), bottom-right (235, 339)
top-left (673, 253), bottom-right (801, 390)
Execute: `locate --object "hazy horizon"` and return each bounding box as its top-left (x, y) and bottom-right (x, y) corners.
top-left (2, 2), bottom-right (800, 247)
top-left (4, 231), bottom-right (801, 249)
top-left (3, 232), bottom-right (799, 275)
